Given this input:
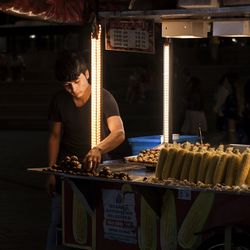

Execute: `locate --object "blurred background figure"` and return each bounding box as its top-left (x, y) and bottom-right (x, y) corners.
top-left (0, 51), bottom-right (9, 82)
top-left (181, 76), bottom-right (207, 136)
top-left (126, 67), bottom-right (146, 104)
top-left (218, 72), bottom-right (245, 144)
top-left (241, 78), bottom-right (250, 144)
top-left (10, 53), bottom-right (26, 81)
top-left (213, 73), bottom-right (232, 133)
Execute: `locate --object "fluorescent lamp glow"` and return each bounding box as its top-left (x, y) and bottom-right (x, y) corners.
top-left (162, 21), bottom-right (210, 38)
top-left (163, 42), bottom-right (170, 143)
top-left (29, 34), bottom-right (36, 39)
top-left (213, 21), bottom-right (250, 37)
top-left (91, 25), bottom-right (102, 148)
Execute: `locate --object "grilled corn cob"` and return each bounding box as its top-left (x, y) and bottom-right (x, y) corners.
top-left (213, 152), bottom-right (229, 185)
top-left (162, 147), bottom-right (178, 180)
top-left (170, 148), bottom-right (186, 180)
top-left (245, 169), bottom-right (250, 185)
top-left (180, 150), bottom-right (194, 181)
top-left (224, 152), bottom-right (241, 186)
top-left (155, 147), bottom-right (169, 179)
top-left (235, 150), bottom-right (250, 186)
top-left (204, 153), bottom-right (220, 184)
top-left (188, 149), bottom-right (203, 183)
top-left (196, 150), bottom-right (212, 183)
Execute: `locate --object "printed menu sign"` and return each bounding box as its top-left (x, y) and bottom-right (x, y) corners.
top-left (105, 18), bottom-right (155, 53)
top-left (102, 189), bottom-right (137, 244)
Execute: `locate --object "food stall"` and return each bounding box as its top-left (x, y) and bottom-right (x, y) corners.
top-left (19, 0), bottom-right (250, 249)
top-left (29, 144), bottom-right (250, 250)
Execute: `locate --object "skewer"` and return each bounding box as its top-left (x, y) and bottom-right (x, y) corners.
top-left (198, 126), bottom-right (203, 145)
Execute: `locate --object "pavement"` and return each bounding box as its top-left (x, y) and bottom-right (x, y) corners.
top-left (0, 130), bottom-right (51, 250)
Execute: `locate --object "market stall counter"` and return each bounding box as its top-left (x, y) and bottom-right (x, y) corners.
top-left (28, 157), bottom-right (250, 250)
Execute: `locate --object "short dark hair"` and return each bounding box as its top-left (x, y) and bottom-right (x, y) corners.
top-left (54, 50), bottom-right (88, 82)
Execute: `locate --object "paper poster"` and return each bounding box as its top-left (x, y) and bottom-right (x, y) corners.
top-left (102, 189), bottom-right (137, 244)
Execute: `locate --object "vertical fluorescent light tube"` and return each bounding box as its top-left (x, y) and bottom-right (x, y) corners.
top-left (163, 41), bottom-right (170, 143)
top-left (91, 25), bottom-right (102, 148)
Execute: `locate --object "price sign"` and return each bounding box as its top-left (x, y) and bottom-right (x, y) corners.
top-left (105, 18), bottom-right (155, 54)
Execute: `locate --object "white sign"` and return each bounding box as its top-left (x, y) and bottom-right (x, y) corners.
top-left (102, 189), bottom-right (137, 244)
top-left (105, 18), bottom-right (155, 53)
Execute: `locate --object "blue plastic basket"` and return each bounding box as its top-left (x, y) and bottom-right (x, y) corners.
top-left (128, 135), bottom-right (199, 155)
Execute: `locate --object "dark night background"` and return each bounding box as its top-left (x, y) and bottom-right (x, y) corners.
top-left (0, 5), bottom-right (250, 249)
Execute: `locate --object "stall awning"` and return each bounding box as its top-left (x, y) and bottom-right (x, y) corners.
top-left (0, 0), bottom-right (93, 23)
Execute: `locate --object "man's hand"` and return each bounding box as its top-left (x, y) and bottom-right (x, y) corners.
top-left (46, 174), bottom-right (56, 198)
top-left (83, 147), bottom-right (102, 171)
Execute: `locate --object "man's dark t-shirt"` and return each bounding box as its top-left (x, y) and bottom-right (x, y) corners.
top-left (48, 88), bottom-right (120, 162)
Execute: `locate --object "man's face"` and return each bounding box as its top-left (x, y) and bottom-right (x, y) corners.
top-left (63, 72), bottom-right (88, 98)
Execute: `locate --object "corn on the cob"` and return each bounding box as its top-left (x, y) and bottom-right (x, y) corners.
top-left (72, 192), bottom-right (88, 245)
top-left (188, 149), bottom-right (203, 183)
top-left (180, 151), bottom-right (194, 181)
top-left (162, 147), bottom-right (178, 180)
top-left (178, 192), bottom-right (215, 249)
top-left (235, 151), bottom-right (250, 186)
top-left (139, 196), bottom-right (157, 250)
top-left (224, 153), bottom-right (241, 186)
top-left (244, 149), bottom-right (250, 185)
top-left (170, 149), bottom-right (186, 180)
top-left (197, 150), bottom-right (211, 183)
top-left (204, 153), bottom-right (220, 184)
top-left (155, 147), bottom-right (169, 179)
top-left (180, 146), bottom-right (199, 180)
top-left (160, 190), bottom-right (177, 250)
top-left (213, 152), bottom-right (229, 185)
top-left (245, 169), bottom-right (250, 185)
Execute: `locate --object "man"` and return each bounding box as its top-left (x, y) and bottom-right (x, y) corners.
top-left (46, 50), bottom-right (125, 250)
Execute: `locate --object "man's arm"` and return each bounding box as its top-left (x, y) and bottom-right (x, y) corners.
top-left (84, 115), bottom-right (125, 168)
top-left (97, 115), bottom-right (125, 153)
top-left (47, 121), bottom-right (61, 197)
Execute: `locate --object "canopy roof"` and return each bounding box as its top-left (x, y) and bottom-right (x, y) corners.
top-left (1, 0), bottom-right (250, 25)
top-left (0, 0), bottom-right (94, 23)
top-left (0, 0), bottom-right (176, 24)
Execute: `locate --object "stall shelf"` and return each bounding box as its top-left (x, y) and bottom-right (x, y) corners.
top-left (99, 5), bottom-right (250, 21)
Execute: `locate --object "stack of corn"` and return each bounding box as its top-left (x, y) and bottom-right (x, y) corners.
top-left (155, 142), bottom-right (250, 186)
